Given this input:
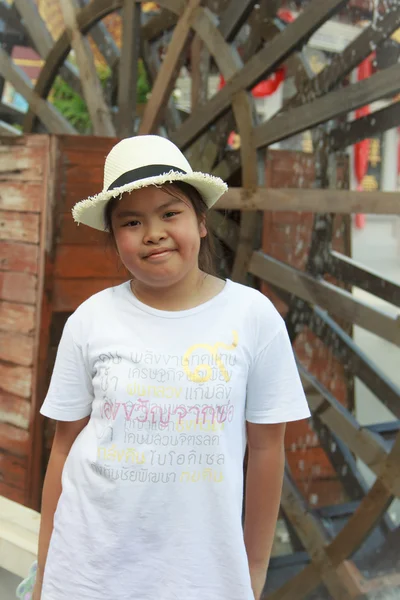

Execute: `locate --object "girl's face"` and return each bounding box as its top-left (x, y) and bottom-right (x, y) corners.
top-left (111, 185), bottom-right (207, 288)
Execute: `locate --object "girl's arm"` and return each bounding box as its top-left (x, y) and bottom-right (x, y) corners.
top-left (34, 416), bottom-right (90, 596)
top-left (244, 421), bottom-right (286, 600)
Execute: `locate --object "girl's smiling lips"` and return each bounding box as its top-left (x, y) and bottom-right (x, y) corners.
top-left (143, 248), bottom-right (176, 260)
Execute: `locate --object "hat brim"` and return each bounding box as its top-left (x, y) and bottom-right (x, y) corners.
top-left (72, 170), bottom-right (228, 231)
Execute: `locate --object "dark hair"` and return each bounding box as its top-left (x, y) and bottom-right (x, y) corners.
top-left (104, 181), bottom-right (217, 275)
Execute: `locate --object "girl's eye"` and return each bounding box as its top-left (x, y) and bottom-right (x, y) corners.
top-left (164, 211), bottom-right (179, 219)
top-left (124, 220), bottom-right (141, 227)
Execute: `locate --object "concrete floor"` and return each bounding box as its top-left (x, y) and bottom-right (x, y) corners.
top-left (1, 216), bottom-right (399, 599)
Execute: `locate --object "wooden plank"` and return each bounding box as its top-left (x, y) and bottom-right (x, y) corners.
top-left (0, 182), bottom-right (43, 212)
top-left (283, 4), bottom-right (400, 110)
top-left (0, 480), bottom-right (26, 505)
top-left (328, 250), bottom-right (400, 307)
top-left (214, 187), bottom-right (400, 214)
top-left (218, 0), bottom-right (257, 42)
top-left (0, 363), bottom-right (32, 399)
top-left (172, 0), bottom-right (348, 149)
top-left (59, 0), bottom-right (115, 137)
top-left (53, 277), bottom-right (126, 312)
top-left (77, 0), bottom-right (120, 68)
top-left (0, 302), bottom-right (35, 335)
top-left (0, 241), bottom-right (39, 273)
top-left (13, 0), bottom-right (81, 96)
top-left (0, 211), bottom-right (39, 244)
top-left (308, 307), bottom-right (400, 420)
top-left (0, 390), bottom-right (30, 430)
top-left (0, 143), bottom-right (46, 183)
top-left (117, 0), bottom-right (141, 136)
top-left (0, 331), bottom-right (34, 367)
top-left (249, 251), bottom-right (400, 347)
top-left (298, 364), bottom-right (388, 473)
top-left (330, 101), bottom-right (400, 151)
top-left (0, 452), bottom-right (26, 488)
top-left (191, 35), bottom-right (209, 110)
top-left (139, 0), bottom-right (201, 134)
top-left (0, 272), bottom-right (37, 305)
top-left (0, 423), bottom-right (29, 457)
top-left (55, 245), bottom-right (121, 278)
top-left (254, 63), bottom-right (400, 149)
top-left (58, 215), bottom-right (109, 244)
top-left (0, 48), bottom-right (75, 134)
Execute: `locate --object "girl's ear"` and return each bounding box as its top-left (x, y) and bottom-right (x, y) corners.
top-left (199, 215), bottom-right (207, 238)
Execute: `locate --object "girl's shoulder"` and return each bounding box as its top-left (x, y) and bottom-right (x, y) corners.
top-left (226, 280), bottom-right (283, 321)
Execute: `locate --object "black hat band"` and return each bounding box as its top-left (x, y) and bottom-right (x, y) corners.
top-left (107, 164), bottom-right (187, 191)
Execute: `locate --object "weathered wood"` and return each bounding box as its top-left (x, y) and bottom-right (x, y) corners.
top-left (0, 48), bottom-right (76, 135)
top-left (283, 3), bottom-right (400, 110)
top-left (53, 278), bottom-right (126, 312)
top-left (191, 35), bottom-right (209, 110)
top-left (0, 422), bottom-right (29, 457)
top-left (281, 472), bottom-right (363, 600)
top-left (117, 0), bottom-right (141, 136)
top-left (59, 0), bottom-right (115, 136)
top-left (55, 245), bottom-right (120, 278)
top-left (308, 307), bottom-right (400, 420)
top-left (0, 271), bottom-right (37, 305)
top-left (0, 331), bottom-right (34, 368)
top-left (330, 101), bottom-right (400, 151)
top-left (299, 365), bottom-right (389, 474)
top-left (13, 0), bottom-right (81, 96)
top-left (0, 211), bottom-right (40, 244)
top-left (76, 0), bottom-right (120, 68)
top-left (0, 241), bottom-right (39, 274)
top-left (207, 212), bottom-right (239, 251)
top-left (218, 0), bottom-right (257, 42)
top-left (0, 391), bottom-right (30, 430)
top-left (139, 0), bottom-right (201, 134)
top-left (0, 301), bottom-right (35, 335)
top-left (254, 63), bottom-right (400, 149)
top-left (214, 187), bottom-right (400, 214)
top-left (172, 0), bottom-right (348, 149)
top-left (249, 251), bottom-right (400, 347)
top-left (58, 215), bottom-right (108, 244)
top-left (0, 452), bottom-right (26, 488)
top-left (0, 139), bottom-right (47, 183)
top-left (328, 250), bottom-right (400, 307)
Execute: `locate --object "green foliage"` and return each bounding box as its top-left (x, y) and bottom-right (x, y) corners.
top-left (49, 60), bottom-right (151, 133)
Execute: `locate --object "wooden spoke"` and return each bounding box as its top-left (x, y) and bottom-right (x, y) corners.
top-left (139, 0), bottom-right (202, 135)
top-left (76, 0), bottom-right (120, 69)
top-left (249, 250), bottom-right (400, 347)
top-left (215, 187), bottom-right (400, 214)
top-left (308, 307), bottom-right (400, 419)
top-left (59, 0), bottom-right (115, 136)
top-left (117, 0), bottom-right (141, 136)
top-left (254, 63), bottom-right (400, 149)
top-left (218, 0), bottom-right (257, 42)
top-left (283, 3), bottom-right (400, 110)
top-left (330, 100), bottom-right (400, 151)
top-left (328, 250), bottom-right (400, 307)
top-left (13, 0), bottom-right (81, 96)
top-left (172, 0), bottom-right (348, 149)
top-left (0, 47), bottom-right (75, 134)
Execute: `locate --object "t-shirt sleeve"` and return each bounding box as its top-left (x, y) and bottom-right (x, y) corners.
top-left (40, 320), bottom-right (94, 421)
top-left (246, 323), bottom-right (310, 424)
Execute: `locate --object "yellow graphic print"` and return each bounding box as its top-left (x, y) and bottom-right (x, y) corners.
top-left (182, 331), bottom-right (238, 383)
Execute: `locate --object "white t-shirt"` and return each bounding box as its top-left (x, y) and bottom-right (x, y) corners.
top-left (40, 279), bottom-right (310, 600)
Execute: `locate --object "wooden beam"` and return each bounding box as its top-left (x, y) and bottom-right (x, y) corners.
top-left (76, 0), bottom-right (120, 68)
top-left (13, 0), bottom-right (81, 96)
top-left (0, 47), bottom-right (76, 134)
top-left (299, 364), bottom-right (389, 475)
top-left (283, 3), bottom-right (400, 110)
top-left (117, 0), bottom-right (141, 136)
top-left (218, 0), bottom-right (257, 42)
top-left (171, 0), bottom-right (348, 149)
top-left (330, 101), bottom-right (400, 151)
top-left (254, 63), bottom-right (400, 149)
top-left (59, 0), bottom-right (115, 136)
top-left (328, 250), bottom-right (400, 307)
top-left (248, 250), bottom-right (400, 347)
top-left (139, 0), bottom-right (201, 134)
top-left (214, 187), bottom-right (400, 214)
top-left (308, 307), bottom-right (400, 420)
top-left (0, 121), bottom-right (21, 136)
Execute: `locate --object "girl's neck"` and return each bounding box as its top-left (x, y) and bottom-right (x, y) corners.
top-left (130, 269), bottom-right (225, 312)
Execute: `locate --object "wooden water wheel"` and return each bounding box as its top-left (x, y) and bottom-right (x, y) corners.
top-left (1, 1), bottom-right (400, 598)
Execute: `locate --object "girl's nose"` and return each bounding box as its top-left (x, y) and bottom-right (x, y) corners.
top-left (143, 223), bottom-right (167, 244)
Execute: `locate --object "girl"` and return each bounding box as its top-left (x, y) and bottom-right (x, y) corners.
top-left (31, 135), bottom-right (310, 600)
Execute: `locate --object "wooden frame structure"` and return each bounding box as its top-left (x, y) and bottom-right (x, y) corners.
top-left (0, 1), bottom-right (400, 598)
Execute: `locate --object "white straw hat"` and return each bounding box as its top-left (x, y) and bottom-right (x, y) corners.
top-left (72, 135), bottom-right (228, 231)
